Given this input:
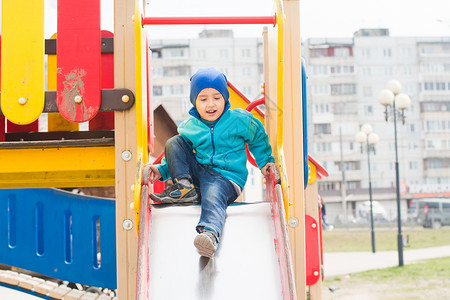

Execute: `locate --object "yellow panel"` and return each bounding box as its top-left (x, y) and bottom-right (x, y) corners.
top-left (47, 33), bottom-right (79, 131)
top-left (308, 160), bottom-right (317, 184)
top-left (228, 86), bottom-right (264, 124)
top-left (1, 0), bottom-right (45, 125)
top-left (0, 146), bottom-right (115, 188)
top-left (133, 0), bottom-right (149, 231)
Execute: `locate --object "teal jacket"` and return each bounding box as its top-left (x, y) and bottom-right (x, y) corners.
top-left (156, 108), bottom-right (274, 189)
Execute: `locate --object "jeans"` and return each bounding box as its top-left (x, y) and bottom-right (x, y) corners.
top-left (165, 135), bottom-right (239, 237)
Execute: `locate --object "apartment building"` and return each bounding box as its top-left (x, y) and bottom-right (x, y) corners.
top-left (304, 29), bottom-right (450, 223)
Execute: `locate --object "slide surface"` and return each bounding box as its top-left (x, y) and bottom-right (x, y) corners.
top-left (147, 202), bottom-right (284, 300)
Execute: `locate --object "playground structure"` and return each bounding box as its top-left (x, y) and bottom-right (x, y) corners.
top-left (0, 0), bottom-right (329, 299)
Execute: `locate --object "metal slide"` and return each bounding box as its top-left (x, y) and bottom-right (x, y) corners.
top-left (137, 170), bottom-right (296, 300)
top-left (148, 203), bottom-right (281, 299)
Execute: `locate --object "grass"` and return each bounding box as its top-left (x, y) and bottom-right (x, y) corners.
top-left (349, 256), bottom-right (450, 282)
top-left (322, 228), bottom-right (450, 252)
top-left (323, 257), bottom-right (450, 299)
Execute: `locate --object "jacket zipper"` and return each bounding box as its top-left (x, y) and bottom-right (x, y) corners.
top-left (210, 127), bottom-right (215, 165)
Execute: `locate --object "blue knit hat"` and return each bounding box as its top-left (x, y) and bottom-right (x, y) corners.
top-left (189, 68), bottom-right (230, 106)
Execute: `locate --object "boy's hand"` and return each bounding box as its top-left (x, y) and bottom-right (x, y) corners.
top-left (261, 162), bottom-right (277, 179)
top-left (146, 165), bottom-right (162, 184)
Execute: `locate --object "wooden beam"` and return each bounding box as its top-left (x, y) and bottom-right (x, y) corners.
top-left (114, 0), bottom-right (138, 298)
top-left (282, 0), bottom-right (307, 298)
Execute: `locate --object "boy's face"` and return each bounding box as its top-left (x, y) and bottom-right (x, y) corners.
top-left (195, 88), bottom-right (225, 122)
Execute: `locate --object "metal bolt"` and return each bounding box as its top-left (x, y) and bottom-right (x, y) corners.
top-left (121, 150), bottom-right (132, 161)
top-left (130, 202), bottom-right (135, 210)
top-left (122, 219), bottom-right (133, 231)
top-left (18, 97), bottom-right (27, 105)
top-left (314, 271), bottom-right (319, 276)
top-left (312, 223), bottom-right (317, 229)
top-left (288, 217), bottom-right (299, 228)
top-left (122, 95), bottom-right (130, 103)
top-left (74, 95), bottom-right (82, 104)
top-left (130, 184), bottom-right (135, 192)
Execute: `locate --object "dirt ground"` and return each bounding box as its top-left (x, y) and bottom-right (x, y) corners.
top-left (321, 276), bottom-right (450, 300)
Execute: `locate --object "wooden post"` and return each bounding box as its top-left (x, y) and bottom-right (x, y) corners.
top-left (282, 0), bottom-right (306, 298)
top-left (114, 0), bottom-right (138, 298)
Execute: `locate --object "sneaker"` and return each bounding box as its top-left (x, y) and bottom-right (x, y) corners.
top-left (150, 182), bottom-right (198, 203)
top-left (194, 230), bottom-right (219, 258)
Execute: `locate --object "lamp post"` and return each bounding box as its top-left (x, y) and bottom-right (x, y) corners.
top-left (378, 80), bottom-right (411, 267)
top-left (356, 124), bottom-right (379, 253)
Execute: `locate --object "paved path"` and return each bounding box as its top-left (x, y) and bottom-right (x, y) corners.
top-left (324, 245), bottom-right (450, 277)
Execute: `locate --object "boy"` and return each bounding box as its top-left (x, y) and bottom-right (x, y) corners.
top-left (144, 68), bottom-right (276, 258)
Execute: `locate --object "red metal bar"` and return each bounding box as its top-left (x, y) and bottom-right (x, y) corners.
top-left (142, 15), bottom-right (276, 26)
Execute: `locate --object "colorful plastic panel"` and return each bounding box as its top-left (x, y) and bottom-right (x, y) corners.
top-left (0, 188), bottom-right (117, 288)
top-left (56, 0), bottom-right (101, 122)
top-left (1, 0), bottom-right (45, 125)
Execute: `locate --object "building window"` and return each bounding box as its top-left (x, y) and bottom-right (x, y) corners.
top-left (241, 49), bottom-right (251, 57)
top-left (198, 50), bottom-right (206, 59)
top-left (169, 85), bottom-right (184, 95)
top-left (409, 161), bottom-right (418, 170)
top-left (310, 48), bottom-right (327, 57)
top-left (334, 47), bottom-right (350, 57)
top-left (331, 84), bottom-right (356, 95)
top-left (153, 86), bottom-right (162, 96)
top-left (220, 49), bottom-right (229, 58)
top-left (316, 142), bottom-right (332, 153)
top-left (163, 66), bottom-right (189, 77)
top-left (363, 86), bottom-right (373, 96)
top-left (424, 82), bottom-right (435, 91)
top-left (364, 105), bottom-right (373, 116)
top-left (314, 123), bottom-right (331, 134)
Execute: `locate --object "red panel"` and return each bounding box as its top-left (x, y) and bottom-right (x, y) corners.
top-left (0, 116), bottom-right (4, 142)
top-left (153, 180), bottom-right (165, 194)
top-left (305, 214), bottom-right (320, 286)
top-left (57, 0), bottom-right (101, 123)
top-left (0, 36), bottom-right (3, 142)
top-left (6, 120), bottom-right (39, 133)
top-left (319, 203), bottom-right (324, 281)
top-left (89, 30), bottom-right (114, 130)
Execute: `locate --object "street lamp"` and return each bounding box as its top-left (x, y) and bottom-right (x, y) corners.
top-left (378, 80), bottom-right (411, 266)
top-left (356, 124), bottom-right (379, 253)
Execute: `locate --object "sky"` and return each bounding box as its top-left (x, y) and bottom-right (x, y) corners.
top-left (140, 0), bottom-right (450, 40)
top-left (1, 0), bottom-right (449, 40)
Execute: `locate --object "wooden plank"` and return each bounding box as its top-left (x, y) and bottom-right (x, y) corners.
top-left (1, 0), bottom-right (45, 125)
top-left (114, 0), bottom-right (139, 298)
top-left (57, 0), bottom-right (101, 123)
top-left (283, 0), bottom-right (306, 298)
top-left (48, 33), bottom-right (80, 131)
top-left (89, 30), bottom-right (115, 130)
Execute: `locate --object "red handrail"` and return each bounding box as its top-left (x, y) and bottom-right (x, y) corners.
top-left (143, 15), bottom-right (276, 26)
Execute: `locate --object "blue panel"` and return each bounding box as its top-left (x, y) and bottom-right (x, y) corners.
top-left (302, 62), bottom-right (309, 187)
top-left (0, 189), bottom-right (117, 289)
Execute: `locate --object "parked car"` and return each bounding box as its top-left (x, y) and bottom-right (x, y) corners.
top-left (416, 198), bottom-right (450, 229)
top-left (357, 200), bottom-right (388, 222)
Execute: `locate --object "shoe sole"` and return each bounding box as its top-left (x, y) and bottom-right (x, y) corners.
top-left (194, 234), bottom-right (217, 258)
top-left (149, 193), bottom-right (198, 204)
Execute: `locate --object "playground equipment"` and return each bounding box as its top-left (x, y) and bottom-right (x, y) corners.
top-left (0, 0), bottom-right (329, 299)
